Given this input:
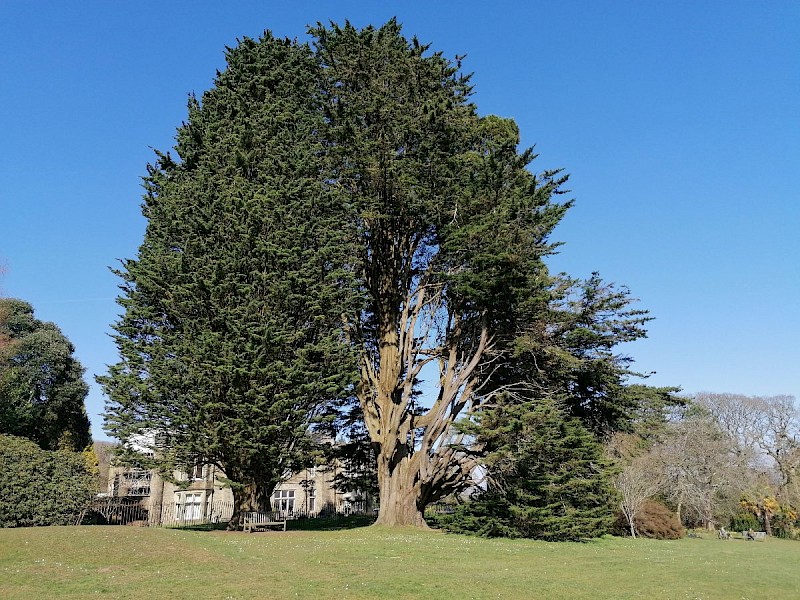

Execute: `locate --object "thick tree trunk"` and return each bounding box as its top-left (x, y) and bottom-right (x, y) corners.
top-left (147, 472), bottom-right (165, 527)
top-left (763, 511), bottom-right (773, 536)
top-left (228, 481), bottom-right (271, 531)
top-left (373, 455), bottom-right (427, 527)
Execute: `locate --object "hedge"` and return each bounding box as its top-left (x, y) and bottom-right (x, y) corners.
top-left (0, 434), bottom-right (95, 527)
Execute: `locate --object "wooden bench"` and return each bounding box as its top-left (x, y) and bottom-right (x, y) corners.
top-left (742, 530), bottom-right (767, 541)
top-left (241, 511), bottom-right (286, 533)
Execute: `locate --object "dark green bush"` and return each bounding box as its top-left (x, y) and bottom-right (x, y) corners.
top-left (0, 434), bottom-right (95, 527)
top-left (433, 398), bottom-right (615, 541)
top-left (729, 511), bottom-right (760, 532)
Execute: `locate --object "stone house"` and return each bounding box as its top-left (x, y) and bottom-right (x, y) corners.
top-left (107, 459), bottom-right (373, 526)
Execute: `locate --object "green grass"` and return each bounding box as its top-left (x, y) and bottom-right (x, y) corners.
top-left (1, 526), bottom-right (798, 599)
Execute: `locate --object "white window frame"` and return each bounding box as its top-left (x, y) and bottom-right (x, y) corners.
top-left (177, 492), bottom-right (204, 521)
top-left (272, 489), bottom-right (295, 514)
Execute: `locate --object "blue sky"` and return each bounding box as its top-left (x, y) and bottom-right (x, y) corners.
top-left (1, 1), bottom-right (797, 441)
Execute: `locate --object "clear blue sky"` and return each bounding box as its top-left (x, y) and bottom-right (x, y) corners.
top-left (1, 1), bottom-right (797, 441)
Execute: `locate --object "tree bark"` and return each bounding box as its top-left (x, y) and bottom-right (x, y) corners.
top-left (229, 481), bottom-right (271, 531)
top-left (373, 452), bottom-right (427, 527)
top-left (147, 471), bottom-right (165, 527)
top-left (628, 515), bottom-right (636, 538)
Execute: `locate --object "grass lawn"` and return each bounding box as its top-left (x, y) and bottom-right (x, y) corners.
top-left (1, 525), bottom-right (798, 599)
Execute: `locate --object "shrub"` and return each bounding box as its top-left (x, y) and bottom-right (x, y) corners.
top-left (730, 511), bottom-right (760, 532)
top-left (613, 499), bottom-right (683, 539)
top-left (0, 434), bottom-right (95, 527)
top-left (435, 399), bottom-right (616, 541)
top-left (771, 506), bottom-right (799, 539)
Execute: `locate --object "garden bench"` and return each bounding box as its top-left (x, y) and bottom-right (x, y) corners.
top-left (241, 511), bottom-right (286, 533)
top-left (742, 530), bottom-right (766, 541)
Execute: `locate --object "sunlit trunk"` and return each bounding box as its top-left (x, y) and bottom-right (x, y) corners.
top-left (373, 454), bottom-right (427, 527)
top-left (147, 472), bottom-right (165, 527)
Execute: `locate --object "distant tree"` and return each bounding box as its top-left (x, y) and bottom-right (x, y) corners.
top-left (93, 440), bottom-right (116, 493)
top-left (613, 452), bottom-right (663, 538)
top-left (0, 299), bottom-right (91, 451)
top-left (440, 397), bottom-right (616, 540)
top-left (0, 434), bottom-right (95, 527)
top-left (99, 33), bottom-right (356, 528)
top-left (0, 299), bottom-right (13, 355)
top-left (751, 395), bottom-right (800, 499)
top-left (696, 393), bottom-right (800, 505)
top-left (652, 414), bottom-right (743, 529)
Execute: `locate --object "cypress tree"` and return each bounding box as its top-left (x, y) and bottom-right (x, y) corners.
top-left (313, 21), bottom-right (571, 526)
top-left (99, 33), bottom-right (356, 527)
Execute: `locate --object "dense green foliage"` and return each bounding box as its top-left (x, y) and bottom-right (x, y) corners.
top-left (312, 21), bottom-right (583, 525)
top-left (101, 20), bottom-right (671, 531)
top-left (436, 398), bottom-right (615, 540)
top-left (0, 434), bottom-right (95, 527)
top-left (508, 274), bottom-right (681, 438)
top-left (0, 299), bottom-right (90, 451)
top-left (99, 33), bottom-right (356, 521)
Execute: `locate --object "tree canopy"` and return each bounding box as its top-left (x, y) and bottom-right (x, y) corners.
top-left (438, 396), bottom-right (616, 540)
top-left (99, 33), bottom-right (357, 526)
top-left (0, 299), bottom-right (91, 451)
top-left (102, 20), bottom-right (665, 529)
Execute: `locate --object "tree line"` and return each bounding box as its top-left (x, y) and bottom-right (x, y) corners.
top-left (613, 392), bottom-right (800, 538)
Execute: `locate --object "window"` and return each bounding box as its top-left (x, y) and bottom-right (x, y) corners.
top-left (308, 487), bottom-right (316, 513)
top-left (179, 493), bottom-right (203, 521)
top-left (118, 470), bottom-right (151, 496)
top-left (191, 463), bottom-right (205, 480)
top-left (273, 489), bottom-right (295, 513)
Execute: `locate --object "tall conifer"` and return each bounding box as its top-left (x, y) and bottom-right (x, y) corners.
top-left (99, 34), bottom-right (356, 526)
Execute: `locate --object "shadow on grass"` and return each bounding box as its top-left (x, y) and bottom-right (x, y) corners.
top-left (167, 515), bottom-right (376, 533)
top-left (286, 515), bottom-right (376, 531)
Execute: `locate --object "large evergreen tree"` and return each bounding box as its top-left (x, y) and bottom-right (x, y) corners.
top-left (512, 274), bottom-right (682, 439)
top-left (102, 20), bottom-right (666, 530)
top-left (99, 34), bottom-right (356, 527)
top-left (0, 299), bottom-right (91, 451)
top-left (314, 21), bottom-right (570, 526)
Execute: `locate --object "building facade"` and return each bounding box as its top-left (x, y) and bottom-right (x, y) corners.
top-left (106, 460), bottom-right (373, 526)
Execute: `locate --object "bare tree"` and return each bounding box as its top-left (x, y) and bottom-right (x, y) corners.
top-left (613, 453), bottom-right (663, 538)
top-left (653, 416), bottom-right (743, 529)
top-left (696, 393), bottom-right (800, 504)
top-left (753, 395), bottom-right (800, 499)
